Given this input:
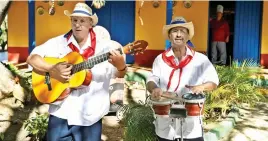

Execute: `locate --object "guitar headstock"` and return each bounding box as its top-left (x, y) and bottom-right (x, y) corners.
top-left (123, 40), bottom-right (148, 55)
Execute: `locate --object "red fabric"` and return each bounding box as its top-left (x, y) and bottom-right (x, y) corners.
top-left (210, 19), bottom-right (230, 42)
top-left (66, 28), bottom-right (96, 59)
top-left (162, 47), bottom-right (195, 92)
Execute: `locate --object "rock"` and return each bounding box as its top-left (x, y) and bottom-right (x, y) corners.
top-left (0, 63), bottom-right (14, 79)
top-left (13, 84), bottom-right (27, 103)
top-left (37, 104), bottom-right (49, 114)
top-left (0, 97), bottom-right (23, 109)
top-left (0, 121), bottom-right (11, 133)
top-left (0, 91), bottom-right (4, 99)
top-left (0, 63), bottom-right (15, 95)
top-left (0, 78), bottom-right (15, 96)
top-left (0, 103), bottom-right (13, 121)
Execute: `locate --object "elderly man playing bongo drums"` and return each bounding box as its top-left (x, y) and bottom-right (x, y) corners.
top-left (146, 16), bottom-right (219, 141)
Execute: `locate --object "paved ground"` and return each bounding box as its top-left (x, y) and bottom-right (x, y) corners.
top-left (220, 102), bottom-right (268, 141)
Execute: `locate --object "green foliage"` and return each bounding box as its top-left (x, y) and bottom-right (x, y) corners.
top-left (204, 59), bottom-right (266, 121)
top-left (0, 133), bottom-right (4, 141)
top-left (121, 101), bottom-right (157, 141)
top-left (125, 71), bottom-right (149, 88)
top-left (252, 75), bottom-right (268, 88)
top-left (0, 15), bottom-right (7, 51)
top-left (24, 112), bottom-right (49, 141)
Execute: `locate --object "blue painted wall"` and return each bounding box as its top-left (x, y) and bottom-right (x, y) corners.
top-left (88, 1), bottom-right (135, 64)
top-left (234, 1), bottom-right (262, 62)
top-left (28, 0), bottom-right (35, 53)
top-left (165, 0), bottom-right (172, 50)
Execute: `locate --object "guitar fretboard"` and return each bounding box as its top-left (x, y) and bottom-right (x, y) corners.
top-left (71, 48), bottom-right (122, 74)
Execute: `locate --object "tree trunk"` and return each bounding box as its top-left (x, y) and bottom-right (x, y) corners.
top-left (0, 0), bottom-right (12, 26)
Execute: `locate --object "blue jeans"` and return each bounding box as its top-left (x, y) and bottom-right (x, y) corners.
top-left (46, 115), bottom-right (102, 141)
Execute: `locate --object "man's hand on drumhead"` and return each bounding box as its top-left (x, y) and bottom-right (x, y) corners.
top-left (185, 85), bottom-right (204, 95)
top-left (151, 88), bottom-right (163, 100)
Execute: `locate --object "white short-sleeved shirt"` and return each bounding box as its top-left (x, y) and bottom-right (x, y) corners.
top-left (30, 26), bottom-right (121, 126)
top-left (146, 47), bottom-right (219, 139)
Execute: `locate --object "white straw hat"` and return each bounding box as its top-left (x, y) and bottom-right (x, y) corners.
top-left (64, 2), bottom-right (98, 26)
top-left (163, 16), bottom-right (194, 40)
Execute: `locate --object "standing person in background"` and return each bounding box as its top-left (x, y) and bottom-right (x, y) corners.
top-left (210, 5), bottom-right (230, 65)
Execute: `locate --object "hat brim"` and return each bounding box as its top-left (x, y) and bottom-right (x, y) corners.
top-left (163, 22), bottom-right (194, 40)
top-left (64, 10), bottom-right (98, 26)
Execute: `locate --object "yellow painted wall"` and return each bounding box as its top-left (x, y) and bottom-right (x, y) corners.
top-left (173, 1), bottom-right (209, 52)
top-left (35, 1), bottom-right (83, 46)
top-left (135, 1), bottom-right (166, 50)
top-left (261, 1), bottom-right (268, 54)
top-left (8, 1), bottom-right (28, 47)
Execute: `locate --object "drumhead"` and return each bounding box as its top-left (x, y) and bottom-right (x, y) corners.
top-left (182, 93), bottom-right (205, 103)
top-left (149, 93), bottom-right (176, 105)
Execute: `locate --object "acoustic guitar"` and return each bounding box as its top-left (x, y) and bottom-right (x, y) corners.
top-left (32, 40), bottom-right (148, 104)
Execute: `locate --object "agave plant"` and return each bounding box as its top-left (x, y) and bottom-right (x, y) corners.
top-left (121, 101), bottom-right (157, 141)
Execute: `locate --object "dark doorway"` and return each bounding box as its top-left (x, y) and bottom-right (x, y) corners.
top-left (208, 1), bottom-right (235, 65)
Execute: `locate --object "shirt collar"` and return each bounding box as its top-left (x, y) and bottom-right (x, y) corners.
top-left (166, 45), bottom-right (194, 57)
top-left (67, 32), bottom-right (92, 51)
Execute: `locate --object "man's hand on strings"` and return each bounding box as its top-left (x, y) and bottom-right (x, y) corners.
top-left (49, 62), bottom-right (73, 83)
top-left (108, 50), bottom-right (126, 71)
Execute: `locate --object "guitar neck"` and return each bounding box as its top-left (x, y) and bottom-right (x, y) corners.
top-left (71, 48), bottom-right (123, 74)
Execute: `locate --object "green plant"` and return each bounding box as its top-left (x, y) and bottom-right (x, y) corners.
top-left (204, 59), bottom-right (266, 121)
top-left (0, 132), bottom-right (4, 141)
top-left (121, 101), bottom-right (157, 141)
top-left (24, 112), bottom-right (49, 141)
top-left (0, 15), bottom-right (7, 51)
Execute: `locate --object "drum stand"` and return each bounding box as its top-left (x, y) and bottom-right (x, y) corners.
top-left (169, 104), bottom-right (187, 141)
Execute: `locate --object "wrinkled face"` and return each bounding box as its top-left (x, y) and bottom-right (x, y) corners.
top-left (217, 12), bottom-right (223, 19)
top-left (169, 26), bottom-right (189, 47)
top-left (71, 16), bottom-right (93, 40)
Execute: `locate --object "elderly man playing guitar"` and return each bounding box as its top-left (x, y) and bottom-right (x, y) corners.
top-left (27, 3), bottom-right (148, 141)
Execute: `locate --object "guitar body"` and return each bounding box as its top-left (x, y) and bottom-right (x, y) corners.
top-left (32, 52), bottom-right (90, 103)
top-left (32, 40), bottom-right (148, 104)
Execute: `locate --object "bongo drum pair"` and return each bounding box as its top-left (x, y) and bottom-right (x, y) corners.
top-left (149, 93), bottom-right (205, 117)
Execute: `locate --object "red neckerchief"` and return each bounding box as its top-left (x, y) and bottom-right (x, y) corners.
top-left (162, 46), bottom-right (195, 92)
top-left (64, 29), bottom-right (96, 86)
top-left (65, 28), bottom-right (96, 59)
